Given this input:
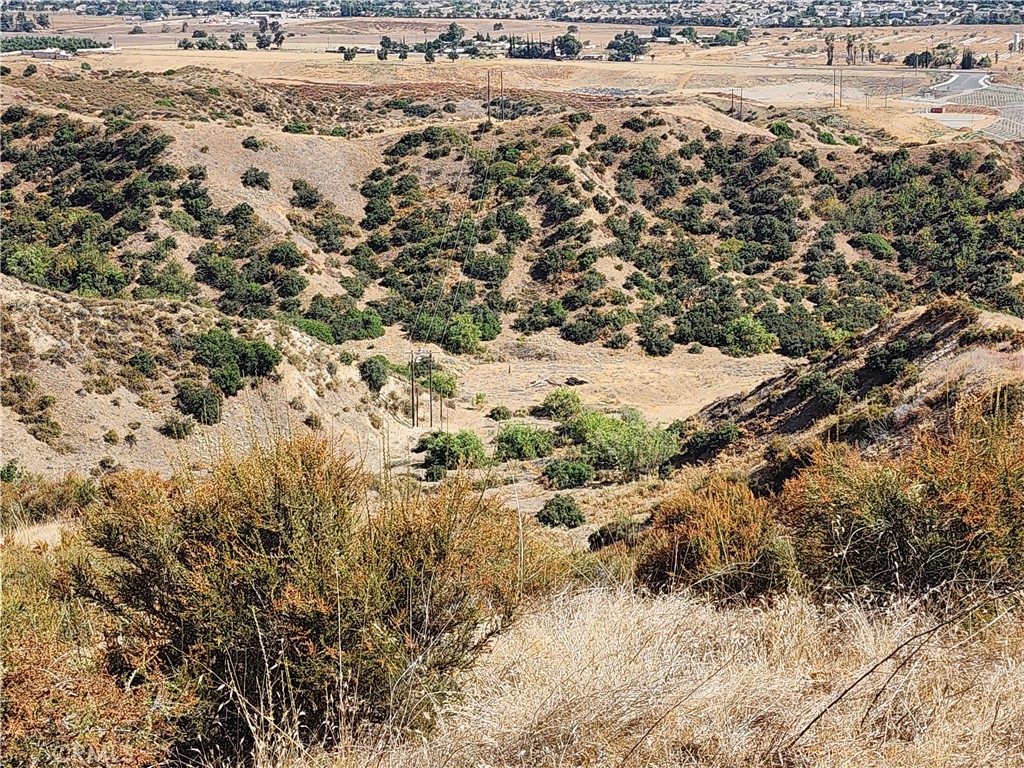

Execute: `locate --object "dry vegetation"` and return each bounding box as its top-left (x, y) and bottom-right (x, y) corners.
top-left (306, 588), bottom-right (1024, 768)
top-left (3, 396), bottom-right (1023, 766)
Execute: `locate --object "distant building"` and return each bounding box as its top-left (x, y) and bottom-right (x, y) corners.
top-left (25, 48), bottom-right (75, 60)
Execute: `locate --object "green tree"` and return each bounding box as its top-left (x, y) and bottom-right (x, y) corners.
top-left (442, 314), bottom-right (481, 354)
top-left (359, 355), bottom-right (389, 393)
top-left (554, 34), bottom-right (582, 58)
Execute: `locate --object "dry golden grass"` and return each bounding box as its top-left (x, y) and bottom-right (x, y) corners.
top-left (233, 587), bottom-right (1024, 768)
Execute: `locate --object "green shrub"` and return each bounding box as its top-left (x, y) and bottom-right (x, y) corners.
top-left (536, 494), bottom-right (584, 528)
top-left (495, 422), bottom-right (554, 460)
top-left (682, 423), bottom-right (740, 461)
top-left (542, 459), bottom-right (594, 489)
top-left (128, 350), bottom-right (157, 377)
top-left (848, 233), bottom-right (896, 260)
top-left (534, 387), bottom-right (583, 421)
top-left (290, 179), bottom-right (323, 209)
top-left (190, 329), bottom-right (281, 381)
top-left (487, 405), bottom-right (513, 422)
top-left (768, 121), bottom-right (795, 139)
top-left (359, 356), bottom-right (389, 393)
top-left (282, 121), bottom-right (312, 134)
top-left (291, 318), bottom-right (335, 344)
top-left (425, 463), bottom-right (446, 482)
top-left (240, 166), bottom-right (271, 190)
top-left (210, 363), bottom-right (243, 396)
top-left (159, 413), bottom-right (194, 439)
top-left (604, 331), bottom-right (630, 349)
top-left (174, 380), bottom-right (223, 425)
top-left (565, 409), bottom-right (676, 480)
top-left (723, 316), bottom-right (778, 357)
top-left (443, 314), bottom-right (482, 354)
top-left (423, 430), bottom-right (486, 470)
top-left (0, 460), bottom-right (20, 483)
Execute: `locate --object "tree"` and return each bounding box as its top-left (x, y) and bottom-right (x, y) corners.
top-left (607, 30), bottom-right (649, 61)
top-left (438, 22), bottom-right (465, 45)
top-left (255, 32), bottom-right (271, 50)
top-left (273, 30), bottom-right (285, 49)
top-left (824, 33), bottom-right (835, 66)
top-left (653, 24), bottom-right (672, 38)
top-left (443, 314), bottom-right (480, 354)
top-left (424, 48), bottom-right (435, 63)
top-left (229, 31), bottom-right (246, 50)
top-left (554, 34), bottom-right (582, 59)
top-left (129, 25), bottom-right (145, 34)
top-left (359, 355), bottom-right (389, 393)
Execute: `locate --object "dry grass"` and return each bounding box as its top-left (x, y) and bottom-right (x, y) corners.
top-left (233, 587), bottom-right (1024, 768)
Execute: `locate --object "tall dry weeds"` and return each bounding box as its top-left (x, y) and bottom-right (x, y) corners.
top-left (252, 588), bottom-right (1024, 768)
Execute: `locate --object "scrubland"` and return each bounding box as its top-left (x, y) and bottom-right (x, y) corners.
top-left (3, 395), bottom-right (1023, 767)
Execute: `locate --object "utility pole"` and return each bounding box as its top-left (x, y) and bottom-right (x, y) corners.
top-left (499, 68), bottom-right (505, 120)
top-left (486, 69), bottom-right (492, 122)
top-left (409, 351), bottom-right (416, 427)
top-left (731, 88), bottom-right (735, 112)
top-left (839, 68), bottom-right (844, 107)
top-left (833, 68), bottom-right (837, 108)
top-left (739, 87), bottom-right (744, 120)
top-left (428, 352), bottom-right (434, 428)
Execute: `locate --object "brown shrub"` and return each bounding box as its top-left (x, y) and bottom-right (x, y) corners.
top-left (781, 403), bottom-right (1024, 595)
top-left (73, 433), bottom-right (547, 757)
top-left (1, 544), bottom-right (176, 767)
top-left (635, 474), bottom-right (798, 598)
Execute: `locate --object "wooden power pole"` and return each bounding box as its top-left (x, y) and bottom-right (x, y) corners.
top-left (409, 350), bottom-right (416, 427)
top-left (428, 352), bottom-right (434, 428)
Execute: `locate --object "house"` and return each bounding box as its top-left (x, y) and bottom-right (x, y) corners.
top-left (26, 48), bottom-right (75, 60)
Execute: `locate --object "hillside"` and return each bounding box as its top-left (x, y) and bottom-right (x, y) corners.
top-left (3, 75), bottom-right (1023, 474)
